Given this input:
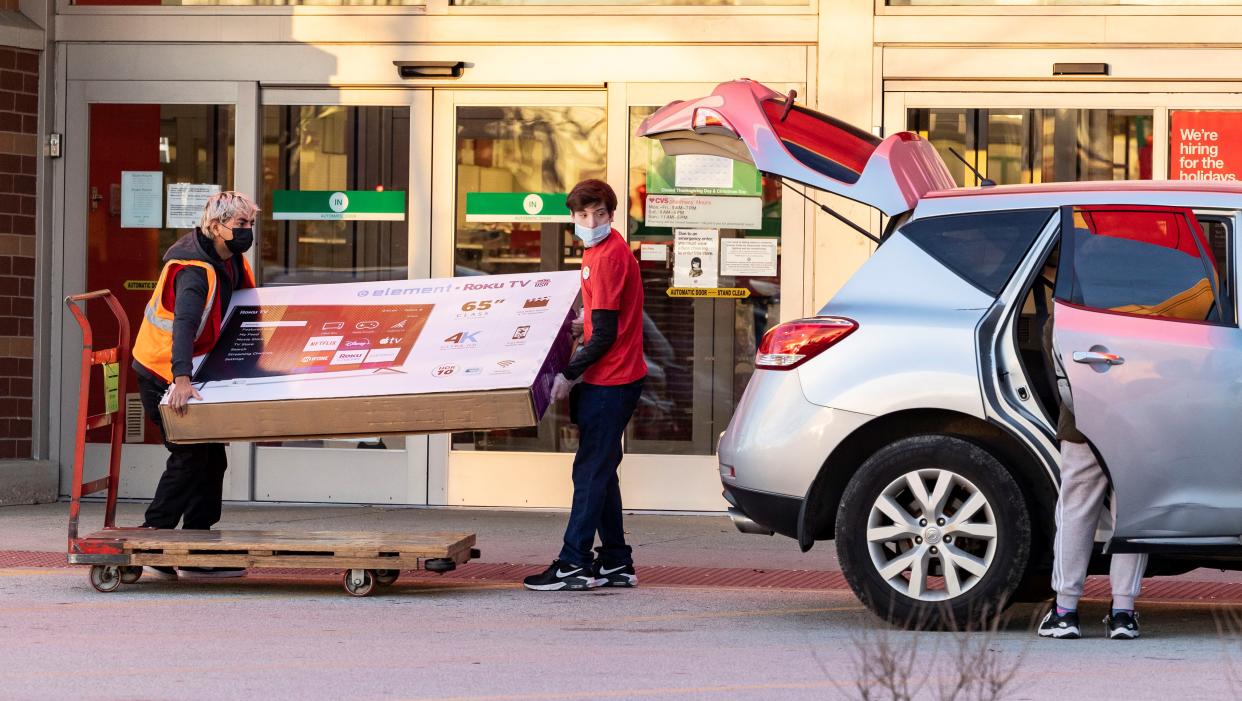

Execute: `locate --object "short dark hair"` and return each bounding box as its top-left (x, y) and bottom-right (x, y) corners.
top-left (566, 179), bottom-right (617, 215)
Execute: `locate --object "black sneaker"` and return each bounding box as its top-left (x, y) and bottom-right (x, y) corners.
top-left (593, 561), bottom-right (637, 588)
top-left (1037, 609), bottom-right (1081, 639)
top-left (1105, 610), bottom-right (1140, 640)
top-left (177, 567), bottom-right (247, 579)
top-left (522, 560), bottom-right (600, 591)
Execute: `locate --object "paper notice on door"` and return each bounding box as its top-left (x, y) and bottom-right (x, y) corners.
top-left (639, 243), bottom-right (668, 262)
top-left (673, 229), bottom-right (718, 288)
top-left (675, 155), bottom-right (734, 190)
top-left (167, 183), bottom-right (222, 229)
top-left (646, 194), bottom-right (763, 230)
top-left (120, 171), bottom-right (162, 228)
top-left (720, 238), bottom-right (779, 277)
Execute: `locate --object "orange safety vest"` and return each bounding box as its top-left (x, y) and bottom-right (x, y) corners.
top-left (132, 257), bottom-right (256, 382)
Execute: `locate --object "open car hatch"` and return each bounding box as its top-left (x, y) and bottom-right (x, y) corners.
top-left (637, 80), bottom-right (955, 217)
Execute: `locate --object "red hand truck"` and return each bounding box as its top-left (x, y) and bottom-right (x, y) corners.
top-left (63, 290), bottom-right (141, 591)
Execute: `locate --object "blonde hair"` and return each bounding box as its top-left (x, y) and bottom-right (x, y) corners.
top-left (199, 191), bottom-right (260, 231)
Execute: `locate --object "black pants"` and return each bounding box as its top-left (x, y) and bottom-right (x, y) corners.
top-left (137, 372), bottom-right (228, 530)
top-left (557, 378), bottom-right (644, 567)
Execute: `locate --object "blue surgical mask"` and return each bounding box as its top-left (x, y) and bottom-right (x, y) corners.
top-left (573, 222), bottom-right (611, 248)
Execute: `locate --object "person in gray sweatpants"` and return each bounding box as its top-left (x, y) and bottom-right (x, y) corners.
top-left (1038, 317), bottom-right (1147, 640)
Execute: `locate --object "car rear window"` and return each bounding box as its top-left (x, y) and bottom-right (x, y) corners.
top-left (898, 209), bottom-right (1055, 296)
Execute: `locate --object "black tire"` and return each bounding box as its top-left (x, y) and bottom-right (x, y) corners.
top-left (835, 435), bottom-right (1031, 630)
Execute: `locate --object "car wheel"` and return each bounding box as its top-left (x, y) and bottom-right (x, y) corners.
top-left (835, 435), bottom-right (1031, 629)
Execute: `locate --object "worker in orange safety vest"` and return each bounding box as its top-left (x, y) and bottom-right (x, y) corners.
top-left (131, 191), bottom-right (257, 579)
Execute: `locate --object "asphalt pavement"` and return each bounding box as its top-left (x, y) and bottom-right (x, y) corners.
top-left (2, 501), bottom-right (1241, 700)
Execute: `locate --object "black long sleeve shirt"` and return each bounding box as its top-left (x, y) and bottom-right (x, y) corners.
top-left (561, 309), bottom-right (618, 381)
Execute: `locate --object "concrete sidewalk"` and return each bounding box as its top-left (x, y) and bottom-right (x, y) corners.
top-left (8, 499), bottom-right (1242, 589)
top-left (1, 500), bottom-right (833, 571)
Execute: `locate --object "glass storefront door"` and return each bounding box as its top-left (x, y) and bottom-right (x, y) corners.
top-left (883, 90), bottom-right (1167, 185)
top-left (429, 85), bottom-right (806, 510)
top-left (55, 81), bottom-right (250, 499)
top-left (250, 89), bottom-right (432, 504)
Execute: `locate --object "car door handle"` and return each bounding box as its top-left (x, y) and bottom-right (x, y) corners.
top-left (1072, 351), bottom-right (1125, 366)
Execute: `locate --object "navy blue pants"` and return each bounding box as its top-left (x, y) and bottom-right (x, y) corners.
top-left (557, 379), bottom-right (645, 567)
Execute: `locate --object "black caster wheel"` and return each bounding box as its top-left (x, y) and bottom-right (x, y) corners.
top-left (119, 566), bottom-right (143, 584)
top-left (89, 565), bottom-right (122, 593)
top-left (343, 569), bottom-right (376, 597)
top-left (374, 569), bottom-right (399, 586)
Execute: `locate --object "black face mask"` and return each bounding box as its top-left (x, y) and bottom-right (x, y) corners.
top-left (225, 227), bottom-right (253, 255)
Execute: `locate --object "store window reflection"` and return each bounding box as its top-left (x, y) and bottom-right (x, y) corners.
top-left (450, 105), bottom-right (606, 453)
top-left (626, 106), bottom-right (781, 456)
top-left (907, 108), bottom-right (1152, 186)
top-left (260, 105), bottom-right (409, 286)
top-left (257, 104), bottom-right (409, 452)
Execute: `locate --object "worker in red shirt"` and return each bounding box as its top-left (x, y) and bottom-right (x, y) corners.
top-left (524, 179), bottom-right (647, 592)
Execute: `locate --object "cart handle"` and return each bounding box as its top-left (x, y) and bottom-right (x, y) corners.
top-left (65, 289), bottom-right (116, 303)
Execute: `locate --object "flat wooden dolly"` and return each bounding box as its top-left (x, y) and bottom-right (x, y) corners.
top-left (69, 528), bottom-right (479, 597)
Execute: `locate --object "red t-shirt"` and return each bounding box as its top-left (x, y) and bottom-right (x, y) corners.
top-left (581, 230), bottom-right (647, 385)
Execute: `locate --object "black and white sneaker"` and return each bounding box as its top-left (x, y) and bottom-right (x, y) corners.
top-left (1037, 609), bottom-right (1081, 639)
top-left (522, 560), bottom-right (600, 591)
top-left (1105, 610), bottom-right (1140, 640)
top-left (593, 561), bottom-right (637, 588)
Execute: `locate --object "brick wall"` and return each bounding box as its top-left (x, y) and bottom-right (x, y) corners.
top-left (0, 47), bottom-right (38, 460)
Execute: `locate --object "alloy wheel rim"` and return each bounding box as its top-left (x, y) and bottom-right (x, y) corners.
top-left (864, 468), bottom-right (998, 602)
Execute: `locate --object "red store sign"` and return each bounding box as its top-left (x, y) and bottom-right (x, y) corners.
top-left (1169, 111), bottom-right (1242, 182)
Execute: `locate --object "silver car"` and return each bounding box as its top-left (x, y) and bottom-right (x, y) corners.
top-left (640, 80), bottom-right (1242, 626)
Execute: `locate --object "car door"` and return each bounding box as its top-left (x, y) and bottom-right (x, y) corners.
top-left (636, 79), bottom-right (956, 216)
top-left (1051, 204), bottom-right (1242, 544)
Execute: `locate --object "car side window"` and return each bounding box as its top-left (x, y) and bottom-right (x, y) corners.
top-left (898, 208), bottom-right (1056, 297)
top-left (1058, 206), bottom-right (1231, 325)
top-left (1197, 214), bottom-right (1235, 325)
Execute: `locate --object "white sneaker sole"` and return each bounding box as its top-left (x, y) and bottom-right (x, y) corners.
top-left (523, 578), bottom-right (603, 591)
top-left (1109, 629), bottom-right (1139, 640)
top-left (177, 569), bottom-right (247, 579)
top-left (1038, 626), bottom-right (1081, 639)
top-left (600, 574), bottom-right (638, 587)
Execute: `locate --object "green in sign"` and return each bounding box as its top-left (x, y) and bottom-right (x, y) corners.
top-left (272, 190), bottom-right (405, 221)
top-left (465, 193), bottom-right (570, 223)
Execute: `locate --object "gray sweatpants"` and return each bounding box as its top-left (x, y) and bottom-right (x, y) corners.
top-left (1051, 440), bottom-right (1148, 611)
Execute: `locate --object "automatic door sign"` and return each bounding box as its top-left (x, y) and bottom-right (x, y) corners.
top-left (272, 190), bottom-right (406, 221)
top-left (666, 287), bottom-right (751, 299)
top-left (465, 192), bottom-right (571, 223)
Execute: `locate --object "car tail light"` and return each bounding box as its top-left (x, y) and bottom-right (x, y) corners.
top-left (755, 317), bottom-right (857, 370)
top-left (692, 107), bottom-right (738, 137)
